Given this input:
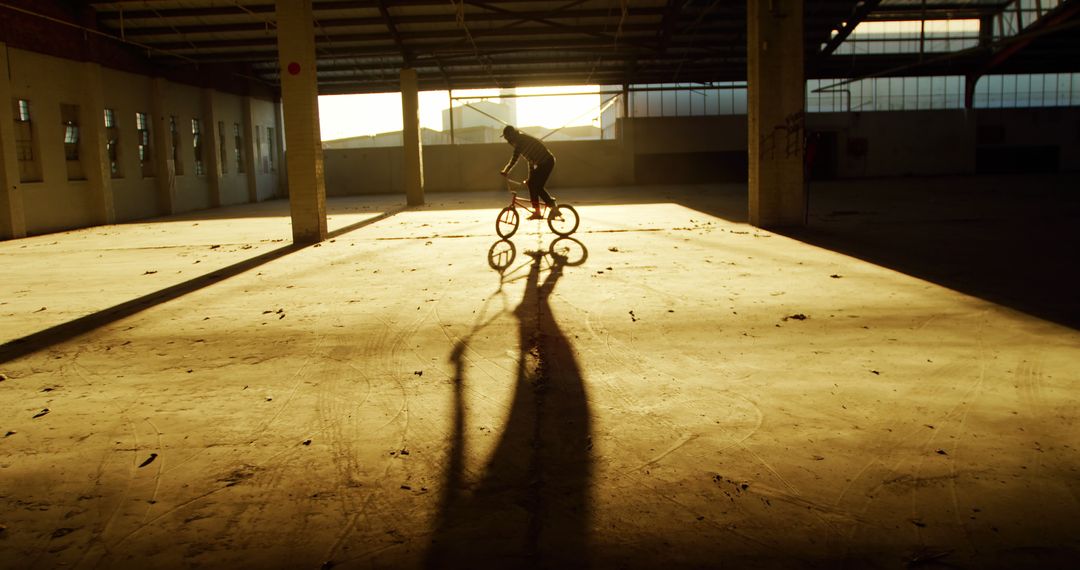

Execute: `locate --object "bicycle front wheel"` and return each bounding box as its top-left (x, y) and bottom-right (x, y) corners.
top-left (496, 206), bottom-right (519, 238)
top-left (547, 204), bottom-right (579, 236)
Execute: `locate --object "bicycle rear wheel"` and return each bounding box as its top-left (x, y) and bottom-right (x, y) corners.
top-left (496, 206), bottom-right (519, 238)
top-left (547, 204), bottom-right (579, 236)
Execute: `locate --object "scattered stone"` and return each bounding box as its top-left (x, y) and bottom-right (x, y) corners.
top-left (924, 424), bottom-right (935, 429)
top-left (608, 247), bottom-right (619, 252)
top-left (34, 307), bottom-right (47, 313)
top-left (210, 245), bottom-right (220, 249)
top-left (870, 370), bottom-right (880, 375)
top-left (302, 439), bottom-right (312, 446)
top-left (830, 274), bottom-right (842, 279)
top-left (910, 519), bottom-right (927, 528)
top-left (783, 314), bottom-right (807, 321)
top-left (400, 449), bottom-right (410, 456)
top-left (4, 431), bottom-right (15, 437)
top-left (812, 455), bottom-right (825, 461)
top-left (143, 270), bottom-right (158, 275)
top-left (32, 408), bottom-right (50, 419)
top-left (400, 485), bottom-right (412, 491)
top-left (629, 311), bottom-right (637, 322)
top-left (936, 449), bottom-right (948, 456)
top-left (0, 373), bottom-right (7, 382)
top-left (414, 371), bottom-right (423, 377)
top-left (51, 528), bottom-right (75, 539)
top-left (139, 453), bottom-right (158, 468)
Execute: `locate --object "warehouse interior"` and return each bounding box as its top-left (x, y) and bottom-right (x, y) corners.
top-left (1, 1), bottom-right (1079, 568)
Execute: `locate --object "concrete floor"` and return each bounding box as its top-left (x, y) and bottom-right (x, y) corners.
top-left (1, 177), bottom-right (1078, 569)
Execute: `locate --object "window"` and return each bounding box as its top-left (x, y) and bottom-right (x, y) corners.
top-left (104, 108), bottom-right (121, 178)
top-left (831, 19), bottom-right (980, 55)
top-left (136, 112), bottom-right (153, 177)
top-left (973, 72), bottom-right (1080, 109)
top-left (628, 83), bottom-right (747, 118)
top-left (218, 121), bottom-right (227, 174)
top-left (60, 103), bottom-right (84, 180)
top-left (192, 118), bottom-right (204, 176)
top-left (12, 99), bottom-right (41, 182)
top-left (267, 127), bottom-right (275, 172)
top-left (169, 115), bottom-right (183, 175)
top-left (233, 123), bottom-right (244, 173)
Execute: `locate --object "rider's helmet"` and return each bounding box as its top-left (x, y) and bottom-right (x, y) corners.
top-left (501, 125), bottom-right (516, 140)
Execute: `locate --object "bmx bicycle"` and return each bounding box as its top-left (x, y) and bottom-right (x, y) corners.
top-left (496, 177), bottom-right (580, 239)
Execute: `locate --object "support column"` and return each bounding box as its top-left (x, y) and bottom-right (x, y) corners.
top-left (276, 0), bottom-right (326, 243)
top-left (202, 88), bottom-right (223, 207)
top-left (81, 62), bottom-right (115, 226)
top-left (400, 68), bottom-right (425, 206)
top-left (0, 42), bottom-right (27, 239)
top-left (747, 0), bottom-right (805, 227)
top-left (150, 78), bottom-right (177, 215)
top-left (241, 96), bottom-right (259, 202)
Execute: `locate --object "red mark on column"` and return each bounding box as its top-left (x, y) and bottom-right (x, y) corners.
top-left (287, 62), bottom-right (301, 75)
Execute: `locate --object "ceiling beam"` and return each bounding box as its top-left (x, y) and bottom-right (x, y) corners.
top-left (376, 0), bottom-right (413, 65)
top-left (99, 7), bottom-right (670, 37)
top-left (819, 0), bottom-right (883, 58)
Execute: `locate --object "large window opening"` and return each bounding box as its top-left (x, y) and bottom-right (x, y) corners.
top-left (319, 85), bottom-right (615, 148)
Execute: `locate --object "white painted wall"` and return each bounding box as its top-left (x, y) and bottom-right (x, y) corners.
top-left (8, 50), bottom-right (98, 234)
top-left (212, 91), bottom-right (250, 206)
top-left (3, 47), bottom-right (282, 236)
top-left (102, 67), bottom-right (157, 222)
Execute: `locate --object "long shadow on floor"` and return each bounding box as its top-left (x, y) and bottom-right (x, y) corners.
top-left (426, 240), bottom-right (592, 569)
top-left (775, 176), bottom-right (1080, 331)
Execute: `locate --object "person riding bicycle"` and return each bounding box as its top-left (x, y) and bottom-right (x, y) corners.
top-left (499, 125), bottom-right (558, 220)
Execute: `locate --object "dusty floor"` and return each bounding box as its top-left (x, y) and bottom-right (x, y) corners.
top-left (1, 178), bottom-right (1078, 569)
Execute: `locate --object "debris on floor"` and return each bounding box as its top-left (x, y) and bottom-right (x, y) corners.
top-left (32, 408), bottom-right (49, 418)
top-left (830, 274), bottom-right (842, 278)
top-left (139, 453), bottom-right (158, 468)
top-left (629, 311), bottom-right (637, 322)
top-left (783, 314), bottom-right (808, 321)
top-left (302, 439), bottom-right (312, 446)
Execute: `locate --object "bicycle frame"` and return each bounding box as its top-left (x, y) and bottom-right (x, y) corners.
top-left (504, 178), bottom-right (549, 218)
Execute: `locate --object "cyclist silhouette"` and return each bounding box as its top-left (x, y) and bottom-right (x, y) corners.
top-left (499, 125), bottom-right (558, 219)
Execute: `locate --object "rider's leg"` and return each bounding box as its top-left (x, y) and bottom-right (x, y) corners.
top-left (526, 165), bottom-right (543, 219)
top-left (531, 157), bottom-right (558, 214)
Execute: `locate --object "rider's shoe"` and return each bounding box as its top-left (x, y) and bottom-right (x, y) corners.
top-left (527, 212), bottom-right (544, 220)
top-left (548, 203), bottom-right (562, 220)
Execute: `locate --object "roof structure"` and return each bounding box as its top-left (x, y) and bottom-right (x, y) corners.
top-left (1, 0), bottom-right (1077, 95)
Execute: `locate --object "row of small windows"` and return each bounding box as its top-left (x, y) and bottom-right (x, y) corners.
top-left (832, 19), bottom-right (981, 56)
top-left (11, 99), bottom-right (275, 184)
top-left (624, 74), bottom-right (1080, 118)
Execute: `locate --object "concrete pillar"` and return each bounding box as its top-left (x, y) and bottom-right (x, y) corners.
top-left (747, 0), bottom-right (805, 227)
top-left (150, 78), bottom-right (177, 215)
top-left (273, 98), bottom-right (286, 198)
top-left (276, 0), bottom-right (326, 242)
top-left (400, 68), bottom-right (425, 206)
top-left (81, 62), bottom-right (115, 226)
top-left (201, 88), bottom-right (223, 207)
top-left (0, 42), bottom-right (27, 239)
top-left (241, 96), bottom-right (259, 202)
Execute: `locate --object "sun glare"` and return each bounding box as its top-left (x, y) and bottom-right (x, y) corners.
top-left (318, 85), bottom-right (603, 142)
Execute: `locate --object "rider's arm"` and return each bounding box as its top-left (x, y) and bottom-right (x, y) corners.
top-left (500, 148), bottom-right (521, 175)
